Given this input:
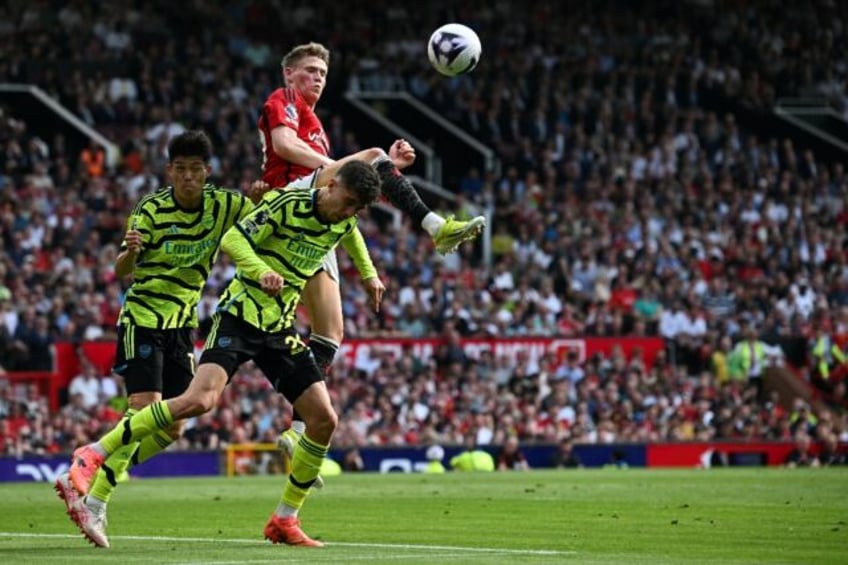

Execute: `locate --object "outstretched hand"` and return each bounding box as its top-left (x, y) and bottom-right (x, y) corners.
top-left (389, 139), bottom-right (416, 170)
top-left (362, 277), bottom-right (385, 312)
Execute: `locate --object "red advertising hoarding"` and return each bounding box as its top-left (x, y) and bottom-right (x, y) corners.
top-left (30, 336), bottom-right (664, 409)
top-left (338, 336), bottom-right (664, 368)
top-left (55, 336), bottom-right (665, 389)
top-left (647, 442), bottom-right (797, 467)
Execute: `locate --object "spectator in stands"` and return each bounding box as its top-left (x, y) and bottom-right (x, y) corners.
top-left (12, 310), bottom-right (55, 371)
top-left (729, 326), bottom-right (770, 401)
top-left (784, 432), bottom-right (820, 468)
top-left (789, 399), bottom-right (819, 436)
top-left (67, 362), bottom-right (103, 410)
top-left (497, 435), bottom-right (530, 471)
top-left (341, 448), bottom-right (365, 472)
top-left (810, 317), bottom-right (847, 391)
top-left (552, 437), bottom-right (583, 469)
top-left (79, 140), bottom-right (105, 178)
top-left (3, 0), bottom-right (848, 460)
top-left (818, 434), bottom-right (846, 466)
top-left (554, 350), bottom-right (585, 385)
top-left (710, 334), bottom-right (733, 385)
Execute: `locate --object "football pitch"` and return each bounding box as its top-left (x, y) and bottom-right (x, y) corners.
top-left (0, 468), bottom-right (845, 564)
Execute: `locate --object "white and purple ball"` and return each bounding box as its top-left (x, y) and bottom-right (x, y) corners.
top-left (427, 23), bottom-right (482, 77)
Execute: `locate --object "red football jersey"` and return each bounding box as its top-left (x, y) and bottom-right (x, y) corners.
top-left (258, 87), bottom-right (330, 187)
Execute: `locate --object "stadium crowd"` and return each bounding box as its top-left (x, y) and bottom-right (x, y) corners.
top-left (1, 0), bottom-right (847, 463)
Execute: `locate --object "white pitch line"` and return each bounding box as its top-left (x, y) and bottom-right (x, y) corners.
top-left (192, 554), bottom-right (492, 564)
top-left (0, 532), bottom-right (577, 557)
top-left (329, 541), bottom-right (570, 555)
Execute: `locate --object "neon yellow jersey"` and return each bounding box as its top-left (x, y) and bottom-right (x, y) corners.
top-left (218, 188), bottom-right (360, 333)
top-left (450, 450), bottom-right (495, 472)
top-left (120, 185), bottom-right (252, 329)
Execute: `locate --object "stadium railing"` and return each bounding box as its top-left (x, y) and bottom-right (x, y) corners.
top-left (0, 83), bottom-right (120, 167)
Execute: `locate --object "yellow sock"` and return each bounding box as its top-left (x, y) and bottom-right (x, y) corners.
top-left (281, 434), bottom-right (328, 511)
top-left (89, 442), bottom-right (137, 503)
top-left (89, 409), bottom-right (137, 503)
top-left (99, 401), bottom-right (173, 454)
top-left (87, 426), bottom-right (175, 504)
top-left (134, 429), bottom-right (175, 465)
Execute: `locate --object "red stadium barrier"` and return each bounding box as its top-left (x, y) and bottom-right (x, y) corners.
top-left (339, 336), bottom-right (665, 367)
top-left (51, 337), bottom-right (665, 389)
top-left (53, 342), bottom-right (117, 391)
top-left (4, 371), bottom-right (59, 411)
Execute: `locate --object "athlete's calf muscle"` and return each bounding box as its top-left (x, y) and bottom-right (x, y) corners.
top-left (168, 363), bottom-right (229, 419)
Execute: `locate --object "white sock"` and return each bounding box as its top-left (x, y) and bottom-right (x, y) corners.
top-left (291, 421), bottom-right (306, 435)
top-left (85, 494), bottom-right (106, 511)
top-left (422, 212), bottom-right (445, 237)
top-left (92, 443), bottom-right (108, 458)
top-left (275, 502), bottom-right (298, 518)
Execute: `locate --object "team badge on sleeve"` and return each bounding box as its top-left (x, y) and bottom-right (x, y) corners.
top-left (285, 103), bottom-right (298, 122)
top-left (243, 210), bottom-right (270, 235)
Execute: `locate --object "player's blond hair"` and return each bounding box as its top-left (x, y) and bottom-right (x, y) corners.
top-left (281, 42), bottom-right (330, 69)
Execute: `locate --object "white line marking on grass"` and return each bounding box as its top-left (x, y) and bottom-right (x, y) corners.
top-left (330, 541), bottom-right (571, 556)
top-left (192, 554), bottom-right (484, 564)
top-left (0, 532), bottom-right (576, 557)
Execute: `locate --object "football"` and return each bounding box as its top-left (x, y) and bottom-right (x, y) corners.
top-left (427, 23), bottom-right (482, 76)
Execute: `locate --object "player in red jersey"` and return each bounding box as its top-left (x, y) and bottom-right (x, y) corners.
top-left (259, 42), bottom-right (485, 468)
top-left (258, 43), bottom-right (483, 251)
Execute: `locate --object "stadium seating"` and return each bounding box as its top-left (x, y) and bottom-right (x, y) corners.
top-left (0, 0), bottom-right (846, 459)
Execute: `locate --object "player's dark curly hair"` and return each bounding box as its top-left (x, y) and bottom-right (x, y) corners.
top-left (168, 130), bottom-right (213, 163)
top-left (336, 160), bottom-right (381, 207)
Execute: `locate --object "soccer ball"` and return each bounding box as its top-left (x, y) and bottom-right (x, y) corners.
top-left (427, 23), bottom-right (482, 76)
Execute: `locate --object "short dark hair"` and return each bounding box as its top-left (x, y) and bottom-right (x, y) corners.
top-left (168, 130), bottom-right (213, 163)
top-left (336, 160), bottom-right (381, 207)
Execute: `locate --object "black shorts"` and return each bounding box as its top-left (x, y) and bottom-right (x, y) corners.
top-left (200, 312), bottom-right (322, 404)
top-left (113, 324), bottom-right (195, 399)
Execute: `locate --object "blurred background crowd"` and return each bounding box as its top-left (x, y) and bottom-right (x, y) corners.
top-left (0, 0), bottom-right (847, 466)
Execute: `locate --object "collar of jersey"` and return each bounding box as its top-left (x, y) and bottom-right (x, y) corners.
top-left (170, 186), bottom-right (205, 213)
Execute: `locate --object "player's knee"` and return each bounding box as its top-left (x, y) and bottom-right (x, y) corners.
top-left (187, 389), bottom-right (219, 416)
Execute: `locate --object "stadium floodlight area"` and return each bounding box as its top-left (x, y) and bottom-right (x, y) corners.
top-left (0, 83), bottom-right (120, 167)
top-left (352, 90), bottom-right (501, 179)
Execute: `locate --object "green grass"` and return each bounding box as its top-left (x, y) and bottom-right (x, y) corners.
top-left (0, 469), bottom-right (845, 564)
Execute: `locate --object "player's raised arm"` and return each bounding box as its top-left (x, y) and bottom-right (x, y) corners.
top-left (306, 142), bottom-right (413, 188)
top-left (339, 225), bottom-right (378, 282)
top-left (221, 204), bottom-right (277, 283)
top-left (339, 208), bottom-right (384, 313)
top-left (270, 124), bottom-right (334, 169)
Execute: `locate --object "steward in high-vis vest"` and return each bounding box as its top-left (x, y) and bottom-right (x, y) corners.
top-left (811, 321), bottom-right (847, 381)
